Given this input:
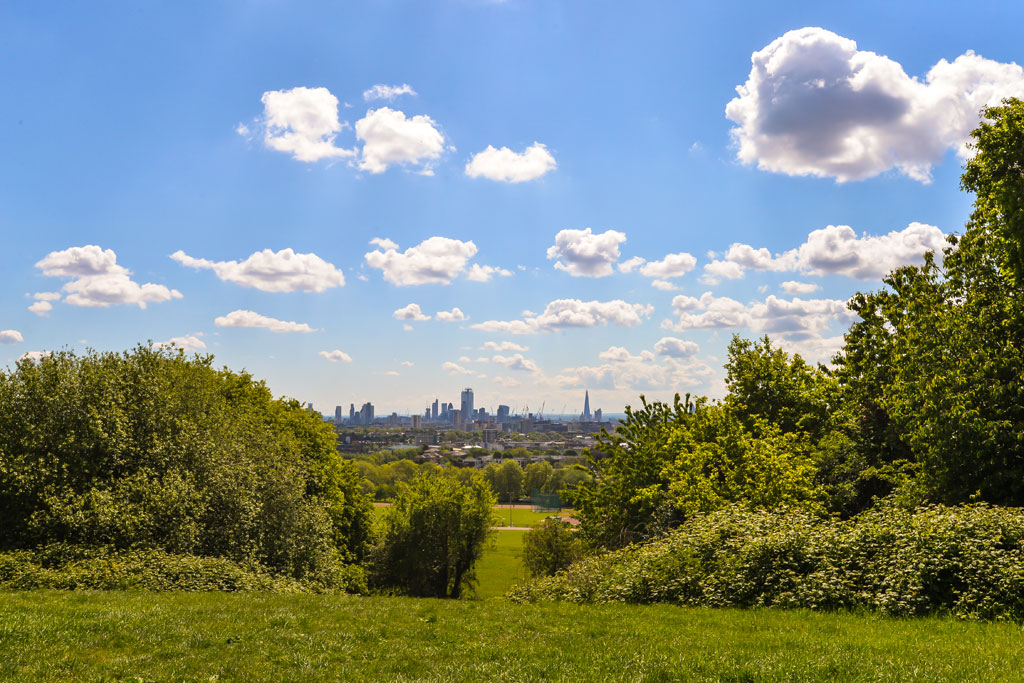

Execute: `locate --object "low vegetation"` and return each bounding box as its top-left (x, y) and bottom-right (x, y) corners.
top-left (4, 591), bottom-right (1024, 681)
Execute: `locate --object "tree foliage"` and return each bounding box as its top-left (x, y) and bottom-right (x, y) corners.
top-left (522, 518), bottom-right (584, 578)
top-left (369, 472), bottom-right (495, 598)
top-left (0, 346), bottom-right (372, 588)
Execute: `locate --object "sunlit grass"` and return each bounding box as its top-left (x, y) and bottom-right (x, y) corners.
top-left (3, 591), bottom-right (1024, 681)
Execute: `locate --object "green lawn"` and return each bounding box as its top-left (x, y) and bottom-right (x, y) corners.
top-left (474, 529), bottom-right (528, 598)
top-left (373, 504), bottom-right (575, 528)
top-left (3, 591), bottom-right (1024, 681)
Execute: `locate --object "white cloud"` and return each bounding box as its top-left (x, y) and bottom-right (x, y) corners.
top-left (482, 341), bottom-right (529, 352)
top-left (319, 349), bottom-right (353, 363)
top-left (442, 361), bottom-right (474, 375)
top-left (0, 330), bottom-right (24, 344)
top-left (365, 237), bottom-right (477, 286)
top-left (654, 337), bottom-right (700, 359)
top-left (726, 27), bottom-right (1024, 182)
top-left (393, 303), bottom-right (431, 321)
top-left (32, 292), bottom-right (62, 301)
top-left (385, 370), bottom-right (401, 376)
top-left (19, 351), bottom-right (51, 362)
top-left (491, 353), bottom-right (540, 373)
top-left (638, 253), bottom-right (697, 279)
top-left (598, 346), bottom-right (655, 363)
top-left (403, 324), bottom-right (414, 332)
top-left (153, 334), bottom-right (207, 352)
top-left (781, 281), bottom-right (821, 294)
top-left (617, 256), bottom-right (646, 274)
top-left (436, 307), bottom-right (468, 322)
top-left (546, 228), bottom-right (627, 277)
top-left (400, 361), bottom-right (414, 367)
top-left (370, 237), bottom-right (399, 250)
top-left (363, 83), bottom-right (417, 101)
top-left (471, 299), bottom-right (653, 334)
top-left (493, 376), bottom-right (520, 388)
top-left (465, 142), bottom-right (556, 183)
top-left (651, 279), bottom-right (679, 291)
top-left (28, 301), bottom-right (52, 316)
top-left (700, 259), bottom-right (746, 285)
top-left (214, 310), bottom-right (316, 333)
top-left (355, 107), bottom-right (445, 174)
top-left (171, 248), bottom-right (344, 292)
top-left (465, 264), bottom-right (513, 282)
top-left (36, 245), bottom-right (182, 309)
top-left (663, 292), bottom-right (853, 346)
top-left (719, 222), bottom-right (947, 281)
top-left (260, 86), bottom-right (356, 162)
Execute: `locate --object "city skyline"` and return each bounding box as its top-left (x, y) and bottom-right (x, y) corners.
top-left (3, 3), bottom-right (1024, 414)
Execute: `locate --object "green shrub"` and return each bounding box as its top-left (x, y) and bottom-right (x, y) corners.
top-left (522, 519), bottom-right (584, 577)
top-left (0, 346), bottom-right (372, 589)
top-left (509, 503), bottom-right (1024, 620)
top-left (0, 547), bottom-right (367, 593)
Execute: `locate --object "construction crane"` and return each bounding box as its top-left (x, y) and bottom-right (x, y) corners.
top-left (538, 401), bottom-right (545, 419)
top-left (560, 404), bottom-right (566, 419)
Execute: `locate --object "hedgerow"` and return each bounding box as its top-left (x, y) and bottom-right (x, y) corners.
top-left (509, 503), bottom-right (1024, 620)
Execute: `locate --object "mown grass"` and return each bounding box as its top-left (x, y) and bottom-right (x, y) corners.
top-left (2, 591), bottom-right (1024, 681)
top-left (373, 505), bottom-right (574, 528)
top-left (474, 529), bottom-right (528, 598)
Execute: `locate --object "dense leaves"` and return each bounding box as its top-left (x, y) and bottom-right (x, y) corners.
top-left (522, 518), bottom-right (584, 577)
top-left (511, 504), bottom-right (1024, 621)
top-left (0, 346), bottom-right (372, 590)
top-left (369, 472), bottom-right (495, 598)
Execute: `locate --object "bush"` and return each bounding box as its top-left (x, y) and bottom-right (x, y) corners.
top-left (0, 346), bottom-right (372, 589)
top-left (509, 503), bottom-right (1024, 620)
top-left (522, 519), bottom-right (584, 577)
top-left (369, 472), bottom-right (496, 598)
top-left (0, 547), bottom-right (367, 593)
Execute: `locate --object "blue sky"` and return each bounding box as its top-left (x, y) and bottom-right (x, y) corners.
top-left (3, 1), bottom-right (1023, 415)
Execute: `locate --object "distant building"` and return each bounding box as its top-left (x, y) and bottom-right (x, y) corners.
top-left (582, 390), bottom-right (591, 420)
top-left (411, 414), bottom-right (422, 428)
top-left (335, 405), bottom-right (343, 423)
top-left (594, 408), bottom-right (602, 423)
top-left (431, 398), bottom-right (439, 420)
top-left (452, 409), bottom-right (463, 427)
top-left (359, 402), bottom-right (374, 425)
top-left (497, 404), bottom-right (510, 421)
top-left (349, 404), bottom-right (355, 422)
top-left (461, 388), bottom-right (474, 421)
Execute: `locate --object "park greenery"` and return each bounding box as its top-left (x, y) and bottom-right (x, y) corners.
top-left (2, 100), bottom-right (1024, 625)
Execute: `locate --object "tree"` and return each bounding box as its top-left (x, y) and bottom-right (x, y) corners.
top-left (0, 345), bottom-right (373, 586)
top-left (483, 459), bottom-right (524, 502)
top-left (369, 472), bottom-right (495, 598)
top-left (834, 98), bottom-right (1024, 507)
top-left (523, 461), bottom-right (553, 495)
top-left (522, 518), bottom-right (584, 577)
top-left (574, 394), bottom-right (822, 549)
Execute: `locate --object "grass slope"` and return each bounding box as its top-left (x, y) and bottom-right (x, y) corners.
top-left (474, 529), bottom-right (528, 599)
top-left (3, 591), bottom-right (1024, 681)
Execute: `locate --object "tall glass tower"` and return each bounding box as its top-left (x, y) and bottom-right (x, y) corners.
top-left (461, 387), bottom-right (474, 421)
top-left (583, 390), bottom-right (592, 420)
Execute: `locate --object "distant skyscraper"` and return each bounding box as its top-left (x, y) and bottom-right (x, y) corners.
top-left (360, 402), bottom-right (374, 424)
top-left (461, 388), bottom-right (474, 422)
top-left (594, 408), bottom-right (602, 423)
top-left (452, 409), bottom-right (463, 427)
top-left (431, 398), bottom-right (439, 420)
top-left (335, 405), bottom-right (343, 423)
top-left (411, 415), bottom-right (422, 428)
top-left (582, 390), bottom-right (592, 420)
top-left (497, 404), bottom-right (510, 421)
top-left (349, 404), bottom-right (355, 421)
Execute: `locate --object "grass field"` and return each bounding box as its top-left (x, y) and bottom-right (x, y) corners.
top-left (3, 591), bottom-right (1024, 681)
top-left (474, 529), bottom-right (528, 598)
top-left (372, 504), bottom-right (576, 529)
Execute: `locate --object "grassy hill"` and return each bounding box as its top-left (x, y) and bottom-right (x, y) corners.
top-left (3, 591), bottom-right (1023, 681)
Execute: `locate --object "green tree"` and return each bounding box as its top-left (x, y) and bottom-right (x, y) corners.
top-left (0, 345), bottom-right (372, 586)
top-left (575, 394), bottom-right (821, 549)
top-left (522, 518), bottom-right (584, 577)
top-left (523, 461), bottom-right (553, 495)
top-left (483, 459), bottom-right (524, 502)
top-left (369, 473), bottom-right (495, 598)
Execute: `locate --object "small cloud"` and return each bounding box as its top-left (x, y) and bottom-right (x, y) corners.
top-left (363, 83), bottom-right (417, 101)
top-left (393, 303), bottom-right (431, 321)
top-left (319, 349), bottom-right (353, 363)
